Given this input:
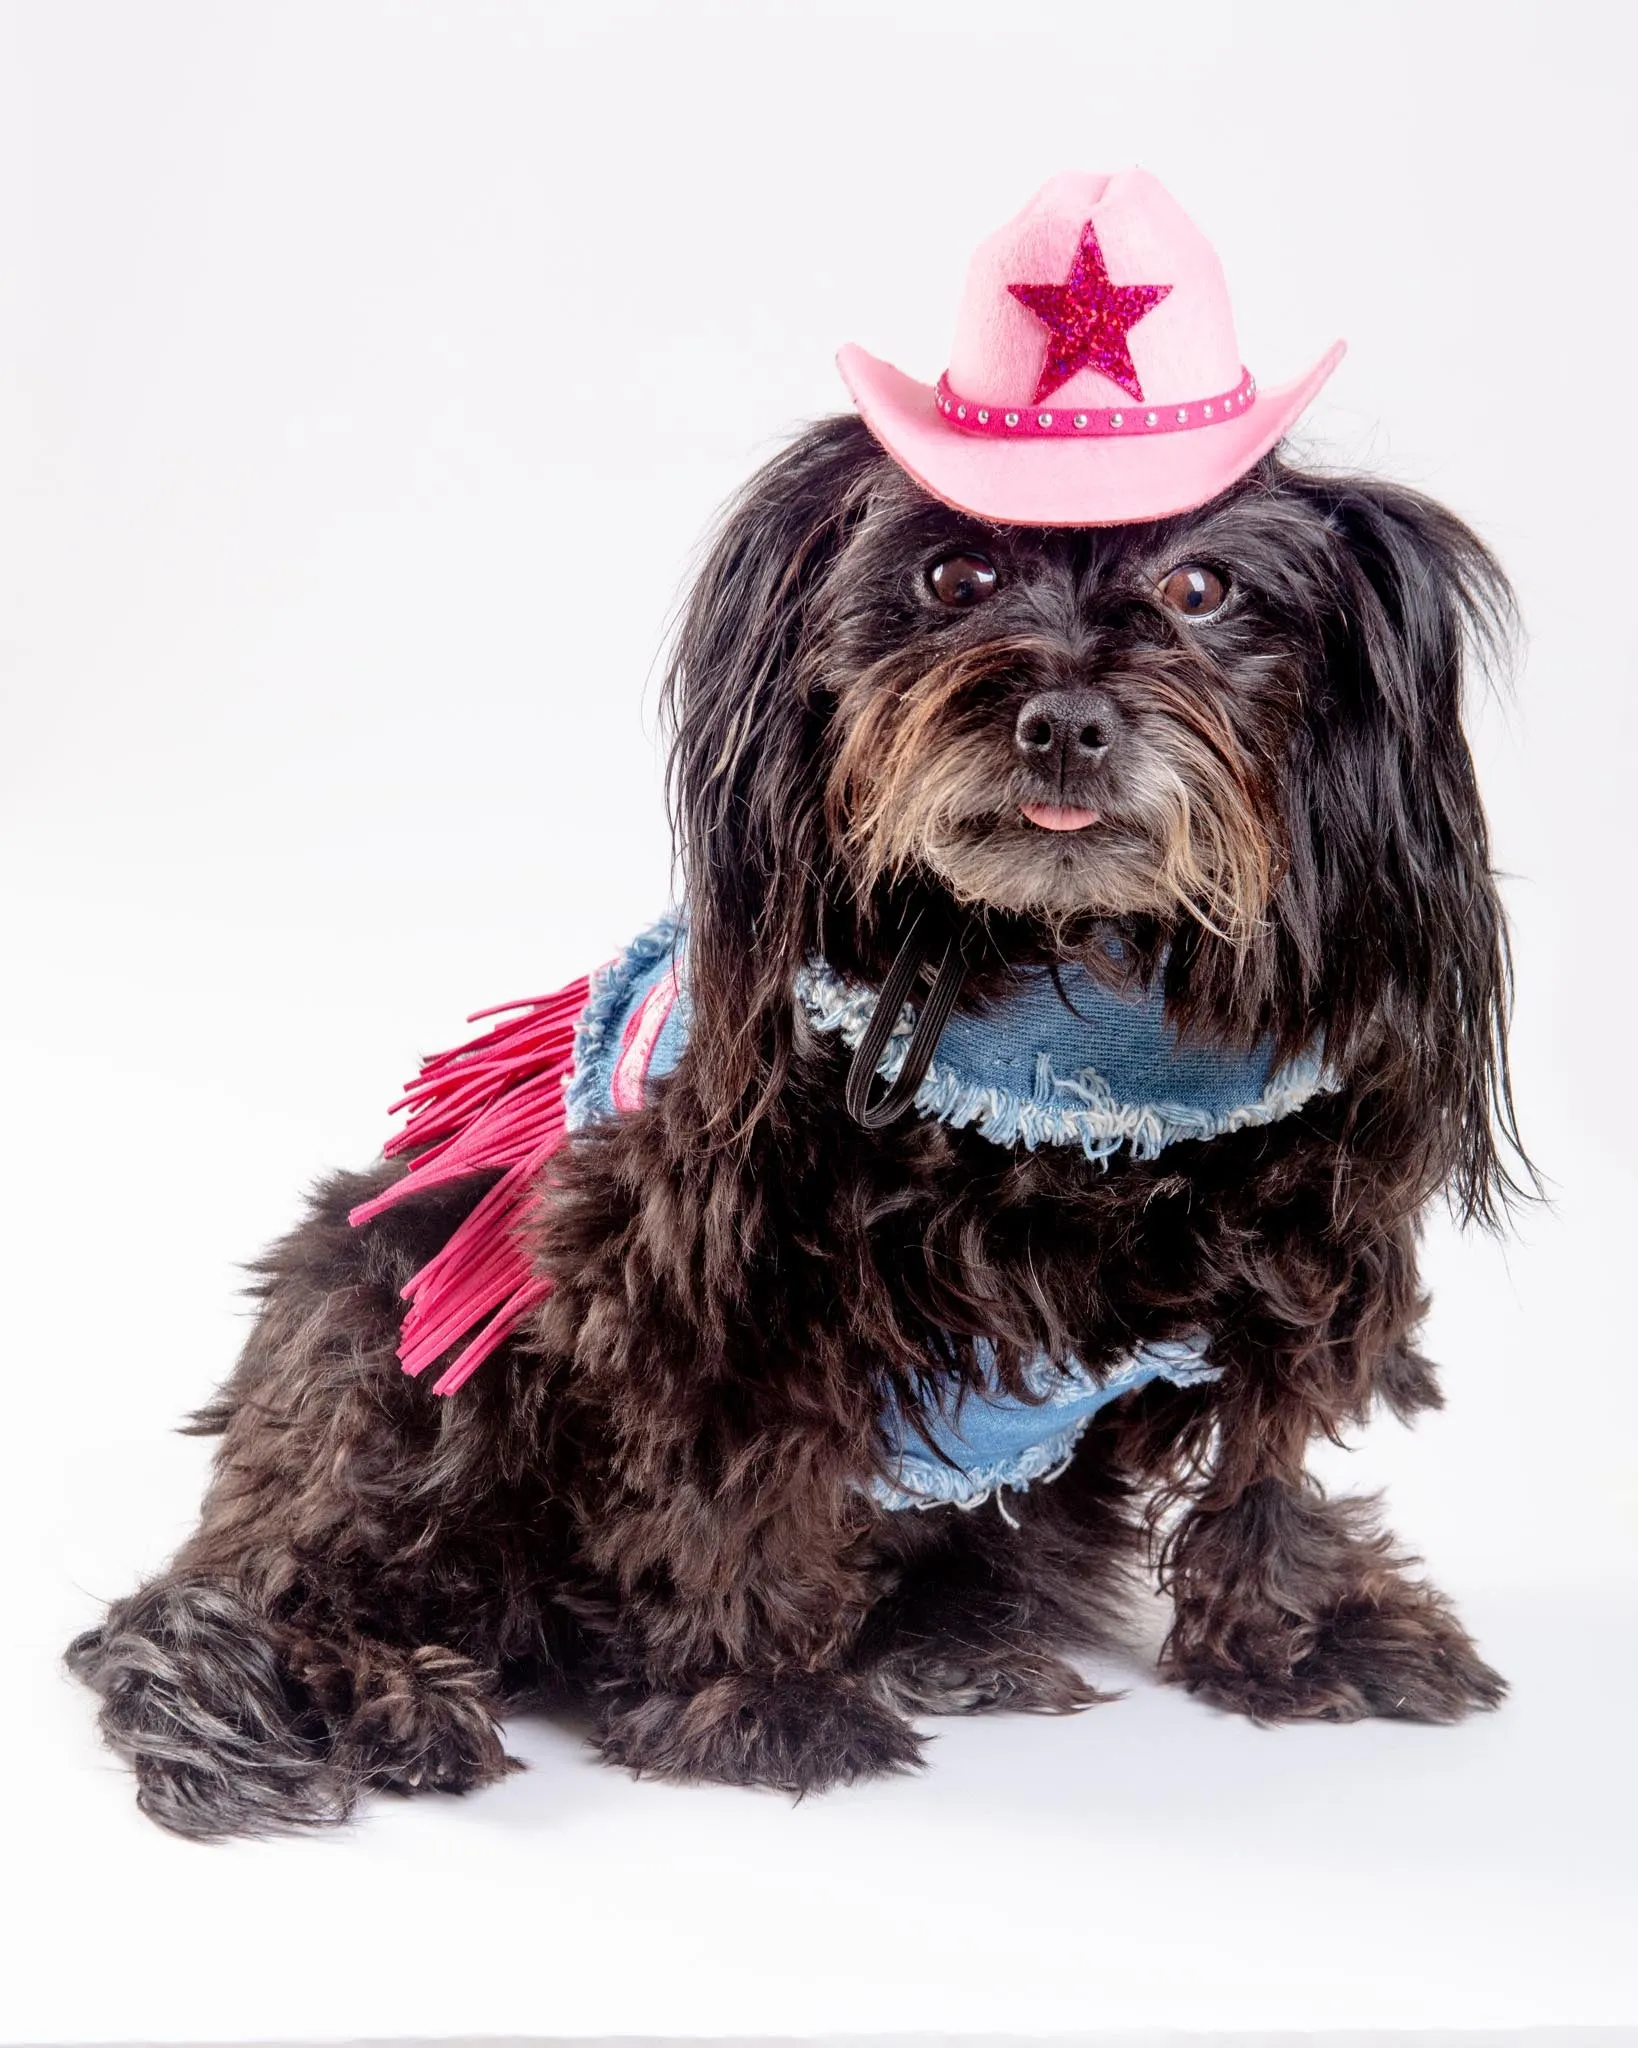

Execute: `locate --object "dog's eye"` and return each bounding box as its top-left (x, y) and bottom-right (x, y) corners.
top-left (928, 553), bottom-right (999, 608)
top-left (1158, 564), bottom-right (1228, 620)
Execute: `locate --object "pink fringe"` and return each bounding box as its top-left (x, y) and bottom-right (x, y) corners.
top-left (348, 978), bottom-right (590, 1395)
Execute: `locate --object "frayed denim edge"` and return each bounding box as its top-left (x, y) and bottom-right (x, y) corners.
top-left (867, 1345), bottom-right (1224, 1513)
top-left (869, 1417), bottom-right (1092, 1513)
top-left (796, 960), bottom-right (1335, 1165)
top-left (563, 911), bottom-right (684, 1131)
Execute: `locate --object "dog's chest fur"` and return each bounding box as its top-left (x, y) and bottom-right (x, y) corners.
top-left (552, 918), bottom-right (1339, 1510)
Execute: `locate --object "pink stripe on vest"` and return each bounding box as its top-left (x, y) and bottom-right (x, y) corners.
top-left (610, 965), bottom-right (679, 1113)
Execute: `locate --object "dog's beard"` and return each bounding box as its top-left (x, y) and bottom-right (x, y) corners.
top-left (826, 638), bottom-right (1277, 942)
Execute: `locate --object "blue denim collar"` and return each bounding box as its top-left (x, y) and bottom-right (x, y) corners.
top-left (565, 912), bottom-right (1333, 1167)
top-left (794, 948), bottom-right (1332, 1166)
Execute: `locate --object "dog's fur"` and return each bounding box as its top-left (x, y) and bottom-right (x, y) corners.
top-left (68, 418), bottom-right (1525, 1837)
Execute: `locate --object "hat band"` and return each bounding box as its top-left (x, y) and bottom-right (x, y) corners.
top-left (935, 368), bottom-right (1256, 439)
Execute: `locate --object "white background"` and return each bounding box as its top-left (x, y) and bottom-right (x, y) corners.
top-left (2, 2), bottom-right (1635, 2042)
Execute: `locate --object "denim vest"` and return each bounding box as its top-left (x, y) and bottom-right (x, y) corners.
top-left (565, 916), bottom-right (1330, 1513)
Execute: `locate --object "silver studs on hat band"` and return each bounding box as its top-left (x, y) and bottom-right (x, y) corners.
top-left (933, 370), bottom-right (1258, 440)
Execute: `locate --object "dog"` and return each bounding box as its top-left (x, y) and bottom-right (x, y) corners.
top-left (68, 172), bottom-right (1525, 1838)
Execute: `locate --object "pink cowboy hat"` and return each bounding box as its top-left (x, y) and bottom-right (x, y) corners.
top-left (837, 169), bottom-right (1345, 528)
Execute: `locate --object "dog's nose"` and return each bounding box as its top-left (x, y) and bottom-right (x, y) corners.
top-left (1014, 689), bottom-right (1118, 776)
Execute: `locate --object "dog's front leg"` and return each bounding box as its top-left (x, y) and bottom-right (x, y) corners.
top-left (1155, 1334), bottom-right (1506, 1724)
top-left (537, 1095), bottom-right (929, 1793)
top-left (581, 1443), bottom-right (925, 1791)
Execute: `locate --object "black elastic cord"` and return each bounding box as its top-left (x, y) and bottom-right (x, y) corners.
top-left (844, 917), bottom-right (968, 1130)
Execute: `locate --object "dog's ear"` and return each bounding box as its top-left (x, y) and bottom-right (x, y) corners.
top-left (664, 416), bottom-right (882, 1138)
top-left (1272, 468), bottom-right (1530, 1222)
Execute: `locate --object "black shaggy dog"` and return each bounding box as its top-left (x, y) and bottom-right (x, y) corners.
top-left (69, 417), bottom-right (1525, 1837)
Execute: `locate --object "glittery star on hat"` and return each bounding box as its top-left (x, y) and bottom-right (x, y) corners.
top-left (1007, 220), bottom-right (1173, 406)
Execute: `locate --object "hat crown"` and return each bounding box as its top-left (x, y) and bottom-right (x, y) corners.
top-left (947, 169), bottom-right (1241, 413)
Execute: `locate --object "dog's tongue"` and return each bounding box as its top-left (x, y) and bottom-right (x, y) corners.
top-left (1021, 803), bottom-right (1100, 832)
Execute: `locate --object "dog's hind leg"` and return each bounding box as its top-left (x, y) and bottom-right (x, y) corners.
top-left (67, 1166), bottom-right (559, 1837)
top-left (69, 1579), bottom-right (517, 1838)
top-left (67, 1577), bottom-right (340, 1837)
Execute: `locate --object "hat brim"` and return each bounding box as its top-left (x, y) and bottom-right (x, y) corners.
top-left (836, 339), bottom-right (1346, 528)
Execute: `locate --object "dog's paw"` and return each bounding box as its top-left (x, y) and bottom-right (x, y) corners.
top-left (596, 1671), bottom-right (926, 1793)
top-left (315, 1642), bottom-right (519, 1795)
top-left (871, 1643), bottom-right (1111, 1718)
top-left (1166, 1583), bottom-right (1507, 1725)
